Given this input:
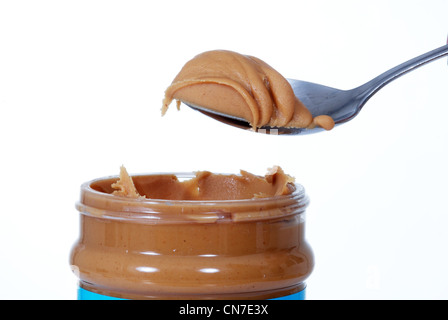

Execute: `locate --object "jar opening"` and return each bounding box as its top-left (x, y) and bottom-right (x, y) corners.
top-left (76, 172), bottom-right (309, 223)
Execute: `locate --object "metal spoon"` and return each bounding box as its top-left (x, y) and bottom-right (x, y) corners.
top-left (184, 44), bottom-right (448, 135)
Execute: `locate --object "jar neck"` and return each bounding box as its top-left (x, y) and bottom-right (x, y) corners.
top-left (76, 173), bottom-right (309, 224)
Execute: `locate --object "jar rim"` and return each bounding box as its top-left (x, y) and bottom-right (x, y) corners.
top-left (76, 172), bottom-right (309, 223)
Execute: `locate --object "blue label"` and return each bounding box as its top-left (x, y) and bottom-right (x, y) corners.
top-left (270, 289), bottom-right (305, 300)
top-left (78, 287), bottom-right (125, 300)
top-left (78, 287), bottom-right (305, 300)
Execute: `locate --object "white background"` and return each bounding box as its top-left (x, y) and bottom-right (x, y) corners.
top-left (1, 0), bottom-right (447, 300)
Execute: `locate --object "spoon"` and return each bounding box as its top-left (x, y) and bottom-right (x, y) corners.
top-left (184, 43), bottom-right (448, 135)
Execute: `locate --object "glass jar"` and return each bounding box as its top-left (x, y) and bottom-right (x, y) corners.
top-left (69, 173), bottom-right (314, 300)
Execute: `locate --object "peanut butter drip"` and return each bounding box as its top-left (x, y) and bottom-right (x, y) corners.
top-left (162, 50), bottom-right (334, 130)
top-left (110, 165), bottom-right (296, 200)
top-left (111, 166), bottom-right (145, 199)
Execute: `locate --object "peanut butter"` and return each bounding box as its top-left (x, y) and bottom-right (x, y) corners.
top-left (111, 165), bottom-right (295, 200)
top-left (111, 166), bottom-right (145, 199)
top-left (162, 50), bottom-right (334, 130)
top-left (70, 167), bottom-right (314, 300)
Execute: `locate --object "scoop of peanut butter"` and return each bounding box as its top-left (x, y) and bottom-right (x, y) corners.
top-left (111, 165), bottom-right (296, 200)
top-left (162, 50), bottom-right (334, 130)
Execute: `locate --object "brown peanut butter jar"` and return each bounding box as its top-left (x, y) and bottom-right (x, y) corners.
top-left (70, 171), bottom-right (314, 300)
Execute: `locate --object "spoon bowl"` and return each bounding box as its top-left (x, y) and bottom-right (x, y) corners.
top-left (184, 44), bottom-right (448, 135)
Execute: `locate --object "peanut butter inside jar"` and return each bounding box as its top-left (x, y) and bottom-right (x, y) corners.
top-left (70, 167), bottom-right (314, 300)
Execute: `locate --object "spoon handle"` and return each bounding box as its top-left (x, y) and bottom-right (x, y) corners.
top-left (356, 43), bottom-right (448, 105)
